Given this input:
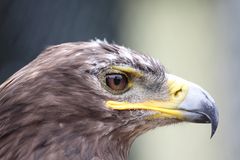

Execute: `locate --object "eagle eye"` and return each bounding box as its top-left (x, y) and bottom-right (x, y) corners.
top-left (105, 74), bottom-right (128, 92)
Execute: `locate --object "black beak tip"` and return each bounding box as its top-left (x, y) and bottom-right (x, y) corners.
top-left (201, 102), bottom-right (219, 139)
top-left (210, 107), bottom-right (219, 138)
top-left (192, 102), bottom-right (219, 138)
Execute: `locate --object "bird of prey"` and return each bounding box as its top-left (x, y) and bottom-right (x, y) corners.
top-left (0, 40), bottom-right (218, 160)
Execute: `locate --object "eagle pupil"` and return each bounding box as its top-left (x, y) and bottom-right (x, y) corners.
top-left (114, 75), bottom-right (121, 85)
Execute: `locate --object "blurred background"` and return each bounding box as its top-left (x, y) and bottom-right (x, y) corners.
top-left (0, 0), bottom-right (239, 160)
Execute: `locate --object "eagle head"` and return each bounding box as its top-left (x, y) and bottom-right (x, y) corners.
top-left (0, 40), bottom-right (218, 160)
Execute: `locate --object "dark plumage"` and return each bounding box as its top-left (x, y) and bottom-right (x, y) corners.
top-left (0, 40), bottom-right (218, 160)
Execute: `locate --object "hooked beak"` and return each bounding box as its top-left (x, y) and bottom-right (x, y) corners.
top-left (106, 74), bottom-right (219, 137)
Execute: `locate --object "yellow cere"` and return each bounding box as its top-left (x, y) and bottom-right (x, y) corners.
top-left (106, 76), bottom-right (189, 120)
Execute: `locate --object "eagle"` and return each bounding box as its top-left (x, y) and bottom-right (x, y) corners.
top-left (0, 40), bottom-right (218, 160)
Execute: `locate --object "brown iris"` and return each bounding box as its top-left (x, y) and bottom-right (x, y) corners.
top-left (106, 74), bottom-right (128, 91)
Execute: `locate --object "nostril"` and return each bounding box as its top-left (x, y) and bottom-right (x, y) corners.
top-left (174, 88), bottom-right (182, 97)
